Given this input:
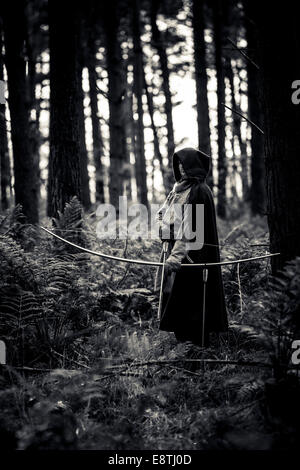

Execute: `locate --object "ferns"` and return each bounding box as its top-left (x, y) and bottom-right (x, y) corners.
top-left (1, 203), bottom-right (300, 449)
top-left (266, 257), bottom-right (300, 333)
top-left (0, 235), bottom-right (38, 292)
top-left (0, 290), bottom-right (40, 321)
top-left (43, 259), bottom-right (79, 294)
top-left (236, 380), bottom-right (264, 404)
top-left (259, 257), bottom-right (300, 377)
top-left (221, 225), bottom-right (270, 319)
top-left (0, 204), bottom-right (38, 249)
top-left (0, 201), bottom-right (93, 366)
top-left (55, 196), bottom-right (83, 231)
top-left (0, 287), bottom-right (41, 364)
top-left (224, 374), bottom-right (264, 404)
top-left (51, 197), bottom-right (89, 255)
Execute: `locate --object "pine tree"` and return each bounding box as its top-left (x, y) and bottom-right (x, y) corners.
top-left (87, 38), bottom-right (105, 204)
top-left (102, 0), bottom-right (126, 208)
top-left (192, 0), bottom-right (212, 168)
top-left (244, 1), bottom-right (265, 215)
top-left (132, 0), bottom-right (148, 206)
top-left (212, 0), bottom-right (227, 218)
top-left (251, 0), bottom-right (300, 272)
top-left (150, 0), bottom-right (175, 175)
top-left (47, 0), bottom-right (82, 218)
top-left (2, 1), bottom-right (39, 223)
top-left (0, 21), bottom-right (11, 210)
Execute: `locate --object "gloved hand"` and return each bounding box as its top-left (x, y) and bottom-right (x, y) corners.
top-left (164, 256), bottom-right (182, 277)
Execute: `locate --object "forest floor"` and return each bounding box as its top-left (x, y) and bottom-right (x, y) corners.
top-left (0, 200), bottom-right (299, 450)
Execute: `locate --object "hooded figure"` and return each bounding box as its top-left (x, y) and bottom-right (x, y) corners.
top-left (156, 147), bottom-right (228, 346)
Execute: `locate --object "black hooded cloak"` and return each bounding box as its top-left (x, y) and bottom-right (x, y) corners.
top-left (159, 148), bottom-right (228, 346)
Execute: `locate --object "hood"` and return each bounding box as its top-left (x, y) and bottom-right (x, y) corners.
top-left (172, 147), bottom-right (211, 182)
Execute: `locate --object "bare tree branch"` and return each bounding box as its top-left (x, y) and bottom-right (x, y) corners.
top-left (227, 37), bottom-right (259, 70)
top-left (222, 102), bottom-right (264, 134)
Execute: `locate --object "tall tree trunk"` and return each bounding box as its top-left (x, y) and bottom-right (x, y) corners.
top-left (237, 67), bottom-right (250, 202)
top-left (244, 3), bottom-right (265, 215)
top-left (144, 74), bottom-right (167, 194)
top-left (251, 0), bottom-right (300, 272)
top-left (77, 16), bottom-right (91, 211)
top-left (150, 0), bottom-right (175, 179)
top-left (122, 61), bottom-right (132, 201)
top-left (191, 0), bottom-right (212, 186)
top-left (103, 1), bottom-right (126, 208)
top-left (2, 1), bottom-right (39, 223)
top-left (0, 24), bottom-right (11, 210)
top-left (47, 0), bottom-right (82, 218)
top-left (128, 85), bottom-right (138, 199)
top-left (132, 0), bottom-right (148, 206)
top-left (78, 64), bottom-right (91, 210)
top-left (213, 0), bottom-right (226, 218)
top-left (0, 107), bottom-right (10, 211)
top-left (87, 49), bottom-right (105, 203)
top-left (25, 0), bottom-right (41, 206)
top-left (226, 58), bottom-right (249, 200)
top-left (0, 125), bottom-right (10, 211)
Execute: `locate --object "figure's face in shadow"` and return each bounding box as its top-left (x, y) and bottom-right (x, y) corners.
top-left (178, 162), bottom-right (187, 179)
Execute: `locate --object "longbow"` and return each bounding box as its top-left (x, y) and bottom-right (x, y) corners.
top-left (40, 226), bottom-right (280, 268)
